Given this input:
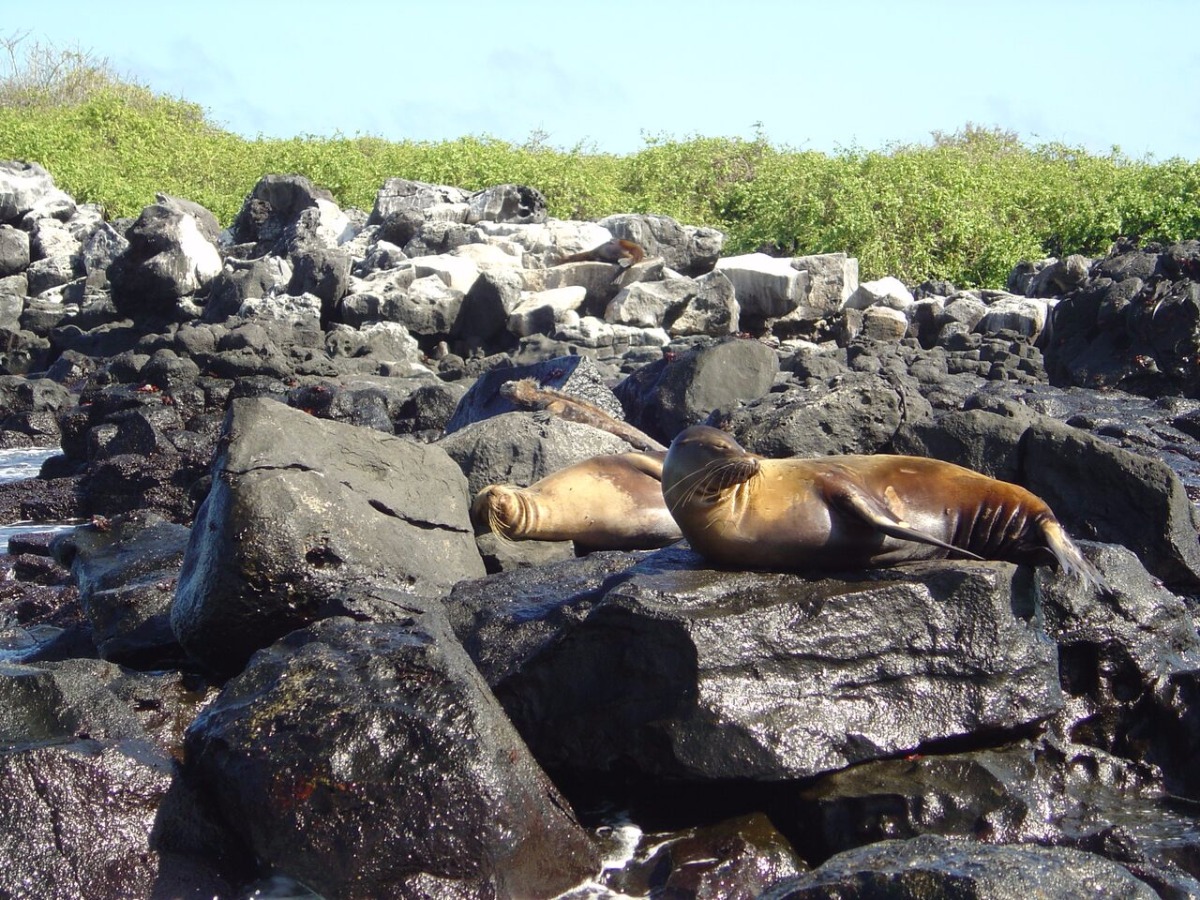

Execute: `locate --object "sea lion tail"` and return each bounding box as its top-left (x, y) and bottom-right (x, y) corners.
top-left (1040, 519), bottom-right (1112, 594)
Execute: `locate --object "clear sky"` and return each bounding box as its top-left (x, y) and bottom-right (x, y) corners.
top-left (4, 0), bottom-right (1199, 160)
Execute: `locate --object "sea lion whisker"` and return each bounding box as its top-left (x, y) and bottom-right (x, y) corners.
top-left (666, 458), bottom-right (744, 513)
top-left (484, 493), bottom-right (516, 544)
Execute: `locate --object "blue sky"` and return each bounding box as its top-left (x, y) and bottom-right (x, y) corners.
top-left (5, 0), bottom-right (1199, 160)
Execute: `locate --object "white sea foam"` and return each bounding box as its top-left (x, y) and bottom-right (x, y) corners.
top-left (0, 446), bottom-right (59, 484)
top-left (0, 446), bottom-right (74, 553)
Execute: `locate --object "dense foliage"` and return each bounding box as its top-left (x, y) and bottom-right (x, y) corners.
top-left (2, 39), bottom-right (1197, 287)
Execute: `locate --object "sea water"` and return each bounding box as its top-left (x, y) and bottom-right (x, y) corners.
top-left (0, 446), bottom-right (76, 553)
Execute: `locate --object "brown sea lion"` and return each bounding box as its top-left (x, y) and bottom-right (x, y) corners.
top-left (662, 425), bottom-right (1108, 590)
top-left (472, 450), bottom-right (681, 551)
top-left (555, 238), bottom-right (645, 268)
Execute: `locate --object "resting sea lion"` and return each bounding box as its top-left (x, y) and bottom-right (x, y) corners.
top-left (662, 425), bottom-right (1108, 590)
top-left (555, 238), bottom-right (645, 268)
top-left (472, 451), bottom-right (681, 551)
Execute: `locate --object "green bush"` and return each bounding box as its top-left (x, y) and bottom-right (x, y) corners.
top-left (1, 40), bottom-right (1197, 287)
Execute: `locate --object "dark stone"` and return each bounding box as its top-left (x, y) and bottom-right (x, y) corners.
top-left (614, 338), bottom-right (780, 444)
top-left (287, 246), bottom-right (350, 323)
top-left (759, 834), bottom-right (1157, 899)
top-left (0, 739), bottom-right (175, 899)
top-left (394, 380), bottom-right (466, 437)
top-left (716, 371), bottom-right (930, 458)
top-left (171, 397), bottom-right (484, 676)
top-left (287, 381), bottom-right (394, 432)
top-left (62, 512), bottom-right (190, 667)
top-left (107, 203), bottom-right (219, 316)
top-left (201, 255), bottom-right (291, 322)
top-left (443, 353), bottom-right (623, 435)
top-left (437, 411), bottom-right (632, 498)
top-left (226, 173), bottom-right (333, 251)
top-left (445, 549), bottom-right (646, 685)
top-left (491, 548), bottom-right (1062, 780)
top-left (607, 813), bottom-right (807, 900)
top-left (183, 614), bottom-right (601, 898)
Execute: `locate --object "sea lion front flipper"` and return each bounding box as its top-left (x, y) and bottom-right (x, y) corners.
top-left (825, 481), bottom-right (985, 560)
top-left (622, 451), bottom-right (667, 480)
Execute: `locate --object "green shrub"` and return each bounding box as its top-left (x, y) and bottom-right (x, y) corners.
top-left (1, 41), bottom-right (1197, 287)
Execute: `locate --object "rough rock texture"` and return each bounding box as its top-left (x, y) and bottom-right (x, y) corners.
top-left (184, 613), bottom-right (601, 899)
top-left (715, 371), bottom-right (932, 457)
top-left (443, 352), bottom-right (624, 434)
top-left (1046, 239), bottom-right (1200, 398)
top-left (614, 337), bottom-right (780, 444)
top-left (171, 397), bottom-right (484, 675)
top-left (445, 550), bottom-right (646, 685)
top-left (56, 512), bottom-right (190, 667)
top-left (438, 411), bottom-right (634, 498)
top-left (778, 736), bottom-right (1200, 894)
top-left (489, 547), bottom-right (1062, 780)
top-left (0, 739), bottom-right (177, 900)
top-left (760, 834), bottom-right (1157, 899)
top-left (107, 203), bottom-right (221, 314)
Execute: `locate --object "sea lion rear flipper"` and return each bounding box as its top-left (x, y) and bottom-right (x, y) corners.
top-left (827, 482), bottom-right (985, 560)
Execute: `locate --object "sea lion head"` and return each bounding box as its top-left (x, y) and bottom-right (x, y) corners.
top-left (471, 484), bottom-right (532, 541)
top-left (662, 425), bottom-right (760, 514)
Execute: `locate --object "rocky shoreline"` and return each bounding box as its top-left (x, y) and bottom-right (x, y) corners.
top-left (2, 158), bottom-right (1200, 898)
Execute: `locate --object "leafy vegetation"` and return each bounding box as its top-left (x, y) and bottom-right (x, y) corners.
top-left (2, 36), bottom-right (1198, 287)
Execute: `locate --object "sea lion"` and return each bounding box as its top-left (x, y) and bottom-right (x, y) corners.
top-left (472, 450), bottom-right (682, 551)
top-left (555, 238), bottom-right (645, 268)
top-left (662, 425), bottom-right (1108, 590)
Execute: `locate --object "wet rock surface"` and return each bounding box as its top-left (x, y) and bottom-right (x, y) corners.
top-left (1, 166), bottom-right (1200, 896)
top-left (184, 613), bottom-right (600, 899)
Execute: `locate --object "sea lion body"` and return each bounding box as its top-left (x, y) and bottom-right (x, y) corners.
top-left (473, 451), bottom-right (681, 551)
top-left (663, 425), bottom-right (1107, 588)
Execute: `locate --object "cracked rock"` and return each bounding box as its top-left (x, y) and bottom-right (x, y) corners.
top-left (170, 397), bottom-right (485, 676)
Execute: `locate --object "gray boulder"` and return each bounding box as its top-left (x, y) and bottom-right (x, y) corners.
top-left (107, 202), bottom-right (222, 315)
top-left (225, 173), bottom-right (350, 253)
top-left (0, 224), bottom-right (30, 277)
top-left (368, 177), bottom-right (471, 225)
top-left (466, 183), bottom-right (548, 225)
top-left (668, 269), bottom-right (740, 337)
top-left (0, 160), bottom-right (59, 224)
top-left (614, 338), bottom-right (780, 444)
top-left (599, 212), bottom-right (725, 275)
top-left (203, 255), bottom-right (294, 322)
top-left (718, 371), bottom-right (932, 458)
top-left (438, 410), bottom-right (634, 500)
top-left (171, 397), bottom-right (484, 675)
